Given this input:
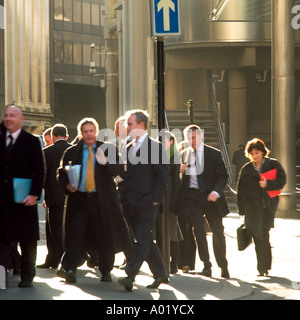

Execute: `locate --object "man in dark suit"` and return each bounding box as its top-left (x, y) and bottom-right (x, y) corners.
top-left (0, 105), bottom-right (45, 287)
top-left (56, 118), bottom-right (132, 283)
top-left (118, 109), bottom-right (169, 292)
top-left (174, 125), bottom-right (230, 278)
top-left (37, 124), bottom-right (72, 269)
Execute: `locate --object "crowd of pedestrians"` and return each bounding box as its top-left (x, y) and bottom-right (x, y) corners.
top-left (0, 105), bottom-right (286, 291)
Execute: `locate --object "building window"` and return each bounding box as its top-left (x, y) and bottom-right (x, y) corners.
top-left (54, 0), bottom-right (63, 21)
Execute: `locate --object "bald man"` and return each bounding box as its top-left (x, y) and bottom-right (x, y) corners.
top-left (0, 106), bottom-right (45, 287)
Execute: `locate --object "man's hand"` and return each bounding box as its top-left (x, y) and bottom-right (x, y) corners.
top-left (66, 183), bottom-right (78, 193)
top-left (180, 164), bottom-right (188, 174)
top-left (24, 195), bottom-right (38, 206)
top-left (96, 147), bottom-right (107, 166)
top-left (207, 192), bottom-right (219, 202)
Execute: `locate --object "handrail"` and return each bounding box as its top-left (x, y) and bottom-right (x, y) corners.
top-left (208, 76), bottom-right (234, 187)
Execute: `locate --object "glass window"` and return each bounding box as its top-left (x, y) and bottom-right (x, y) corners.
top-left (64, 0), bottom-right (72, 22)
top-left (83, 43), bottom-right (91, 66)
top-left (54, 0), bottom-right (63, 21)
top-left (64, 42), bottom-right (73, 64)
top-left (91, 3), bottom-right (100, 26)
top-left (55, 40), bottom-right (64, 63)
top-left (82, 2), bottom-right (91, 25)
top-left (74, 42), bottom-right (82, 65)
top-left (73, 0), bottom-right (82, 24)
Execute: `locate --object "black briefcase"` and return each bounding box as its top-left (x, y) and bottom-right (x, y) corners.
top-left (237, 223), bottom-right (252, 251)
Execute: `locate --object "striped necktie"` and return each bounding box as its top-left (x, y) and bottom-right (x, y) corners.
top-left (86, 146), bottom-right (96, 192)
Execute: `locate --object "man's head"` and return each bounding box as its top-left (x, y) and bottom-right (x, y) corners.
top-left (183, 125), bottom-right (203, 150)
top-left (114, 116), bottom-right (127, 139)
top-left (77, 117), bottom-right (99, 146)
top-left (4, 105), bottom-right (24, 134)
top-left (125, 109), bottom-right (149, 139)
top-left (43, 128), bottom-right (53, 146)
top-left (51, 124), bottom-right (69, 143)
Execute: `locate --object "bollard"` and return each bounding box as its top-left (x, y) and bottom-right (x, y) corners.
top-left (0, 265), bottom-right (6, 289)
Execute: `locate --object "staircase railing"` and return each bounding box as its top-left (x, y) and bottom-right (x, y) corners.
top-left (208, 74), bottom-right (234, 188)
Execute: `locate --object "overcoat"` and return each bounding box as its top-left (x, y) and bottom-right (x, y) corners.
top-left (0, 129), bottom-right (45, 242)
top-left (174, 144), bottom-right (229, 217)
top-left (237, 157), bottom-right (286, 239)
top-left (58, 139), bottom-right (132, 255)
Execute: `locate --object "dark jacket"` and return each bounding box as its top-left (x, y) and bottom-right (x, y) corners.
top-left (123, 135), bottom-right (168, 211)
top-left (59, 140), bottom-right (132, 254)
top-left (174, 144), bottom-right (229, 217)
top-left (237, 158), bottom-right (286, 238)
top-left (43, 139), bottom-right (72, 206)
top-left (0, 129), bottom-right (45, 242)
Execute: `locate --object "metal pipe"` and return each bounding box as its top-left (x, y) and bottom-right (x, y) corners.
top-left (271, 0), bottom-right (296, 214)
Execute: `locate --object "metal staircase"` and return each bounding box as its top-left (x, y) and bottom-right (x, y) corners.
top-left (165, 109), bottom-right (220, 149)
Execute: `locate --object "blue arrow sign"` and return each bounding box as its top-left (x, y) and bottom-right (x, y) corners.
top-left (151, 0), bottom-right (181, 36)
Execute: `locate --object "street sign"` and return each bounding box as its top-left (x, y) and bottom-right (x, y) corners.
top-left (150, 0), bottom-right (181, 37)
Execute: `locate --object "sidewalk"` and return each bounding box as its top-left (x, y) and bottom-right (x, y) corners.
top-left (0, 208), bottom-right (300, 300)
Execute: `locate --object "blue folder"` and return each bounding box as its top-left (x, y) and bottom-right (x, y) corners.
top-left (13, 178), bottom-right (44, 205)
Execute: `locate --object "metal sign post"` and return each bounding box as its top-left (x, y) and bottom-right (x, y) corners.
top-left (150, 0), bottom-right (181, 274)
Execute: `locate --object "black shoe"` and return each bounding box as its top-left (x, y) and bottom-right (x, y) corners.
top-left (101, 272), bottom-right (112, 282)
top-left (56, 267), bottom-right (76, 283)
top-left (221, 268), bottom-right (230, 278)
top-left (18, 280), bottom-right (33, 288)
top-left (258, 270), bottom-right (269, 277)
top-left (199, 267), bottom-right (212, 277)
top-left (146, 277), bottom-right (169, 289)
top-left (118, 276), bottom-right (134, 292)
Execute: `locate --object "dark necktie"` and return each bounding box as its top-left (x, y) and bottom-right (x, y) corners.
top-left (194, 150), bottom-right (206, 192)
top-left (6, 135), bottom-right (13, 154)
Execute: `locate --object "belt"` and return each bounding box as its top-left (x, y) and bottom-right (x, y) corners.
top-left (78, 192), bottom-right (97, 197)
top-left (188, 188), bottom-right (206, 193)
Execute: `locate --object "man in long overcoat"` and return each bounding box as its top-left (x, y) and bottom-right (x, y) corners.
top-left (0, 106), bottom-right (45, 287)
top-left (56, 118), bottom-right (132, 283)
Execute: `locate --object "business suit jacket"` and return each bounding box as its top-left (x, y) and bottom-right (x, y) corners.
top-left (59, 139), bottom-right (132, 255)
top-left (43, 139), bottom-right (72, 207)
top-left (0, 129), bottom-right (45, 242)
top-left (124, 136), bottom-right (168, 211)
top-left (174, 144), bottom-right (229, 217)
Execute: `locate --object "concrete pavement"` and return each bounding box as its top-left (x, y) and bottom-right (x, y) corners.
top-left (0, 207), bottom-right (300, 300)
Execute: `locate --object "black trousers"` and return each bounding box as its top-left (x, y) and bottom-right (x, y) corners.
top-left (186, 189), bottom-right (228, 270)
top-left (124, 204), bottom-right (168, 281)
top-left (45, 205), bottom-right (64, 267)
top-left (62, 193), bottom-right (114, 274)
top-left (253, 228), bottom-right (272, 272)
top-left (0, 241), bottom-right (36, 281)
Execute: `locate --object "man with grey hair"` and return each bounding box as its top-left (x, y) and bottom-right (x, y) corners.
top-left (175, 124), bottom-right (230, 278)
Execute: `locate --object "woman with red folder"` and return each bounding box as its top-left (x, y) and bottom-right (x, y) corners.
top-left (237, 138), bottom-right (286, 276)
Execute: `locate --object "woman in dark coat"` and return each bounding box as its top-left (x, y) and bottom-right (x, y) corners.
top-left (237, 138), bottom-right (286, 276)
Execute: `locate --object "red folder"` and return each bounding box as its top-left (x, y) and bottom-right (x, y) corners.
top-left (260, 169), bottom-right (281, 198)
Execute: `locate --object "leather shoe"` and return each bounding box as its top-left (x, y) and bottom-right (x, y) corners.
top-left (56, 267), bottom-right (76, 283)
top-left (146, 277), bottom-right (169, 289)
top-left (118, 276), bottom-right (134, 292)
top-left (198, 267), bottom-right (212, 277)
top-left (221, 268), bottom-right (230, 278)
top-left (18, 280), bottom-right (33, 288)
top-left (101, 272), bottom-right (112, 282)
